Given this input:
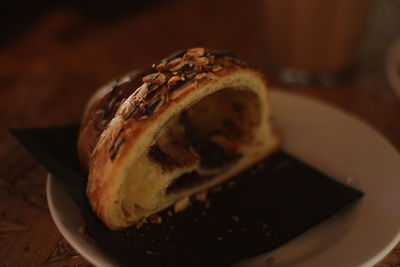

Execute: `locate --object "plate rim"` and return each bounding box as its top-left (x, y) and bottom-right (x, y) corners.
top-left (46, 175), bottom-right (116, 267)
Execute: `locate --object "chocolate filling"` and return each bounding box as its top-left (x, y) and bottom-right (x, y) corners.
top-left (147, 88), bottom-right (260, 195)
top-left (148, 145), bottom-right (182, 172)
top-left (179, 111), bottom-right (241, 170)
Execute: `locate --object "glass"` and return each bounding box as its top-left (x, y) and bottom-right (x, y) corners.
top-left (262, 0), bottom-right (371, 86)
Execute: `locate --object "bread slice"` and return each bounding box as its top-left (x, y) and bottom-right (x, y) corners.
top-left (78, 48), bottom-right (280, 229)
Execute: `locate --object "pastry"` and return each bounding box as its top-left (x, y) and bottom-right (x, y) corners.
top-left (78, 48), bottom-right (280, 229)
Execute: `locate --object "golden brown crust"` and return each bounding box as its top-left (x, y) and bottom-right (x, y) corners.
top-left (78, 48), bottom-right (280, 229)
top-left (77, 70), bottom-right (150, 168)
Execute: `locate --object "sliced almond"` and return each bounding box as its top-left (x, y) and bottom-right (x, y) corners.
top-left (187, 47), bottom-right (205, 57)
top-left (194, 72), bottom-right (207, 79)
top-left (142, 73), bottom-right (166, 84)
top-left (167, 75), bottom-right (183, 87)
top-left (156, 62), bottom-right (168, 71)
top-left (169, 61), bottom-right (185, 72)
top-left (189, 56), bottom-right (209, 66)
top-left (212, 64), bottom-right (222, 72)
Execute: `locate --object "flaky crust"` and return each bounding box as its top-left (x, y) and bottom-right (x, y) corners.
top-left (78, 48), bottom-right (280, 229)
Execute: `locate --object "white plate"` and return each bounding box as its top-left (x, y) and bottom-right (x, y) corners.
top-left (47, 89), bottom-right (400, 267)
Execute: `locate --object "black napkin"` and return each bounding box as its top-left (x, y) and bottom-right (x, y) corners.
top-left (11, 125), bottom-right (363, 267)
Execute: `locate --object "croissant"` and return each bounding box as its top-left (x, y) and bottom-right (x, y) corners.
top-left (78, 48), bottom-right (280, 229)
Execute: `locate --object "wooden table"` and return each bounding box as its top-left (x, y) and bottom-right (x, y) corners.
top-left (1, 0), bottom-right (399, 266)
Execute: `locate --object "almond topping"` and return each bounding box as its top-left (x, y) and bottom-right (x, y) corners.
top-left (194, 72), bottom-right (207, 79)
top-left (170, 80), bottom-right (197, 100)
top-left (167, 75), bottom-right (183, 87)
top-left (169, 61), bottom-right (185, 72)
top-left (155, 62), bottom-right (168, 71)
top-left (167, 57), bottom-right (182, 66)
top-left (212, 65), bottom-right (222, 72)
top-left (189, 56), bottom-right (209, 66)
top-left (187, 47), bottom-right (205, 57)
top-left (166, 57), bottom-right (185, 71)
top-left (142, 73), bottom-right (166, 84)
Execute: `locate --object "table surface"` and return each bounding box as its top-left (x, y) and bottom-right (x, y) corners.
top-left (1, 0), bottom-right (400, 266)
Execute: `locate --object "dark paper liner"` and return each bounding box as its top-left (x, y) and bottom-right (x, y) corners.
top-left (10, 125), bottom-right (363, 267)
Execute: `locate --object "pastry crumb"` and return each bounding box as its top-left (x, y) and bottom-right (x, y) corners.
top-left (217, 236), bottom-right (224, 241)
top-left (135, 218), bottom-right (147, 229)
top-left (195, 191), bottom-right (207, 202)
top-left (232, 216), bottom-right (240, 222)
top-left (174, 197), bottom-right (190, 212)
top-left (146, 250), bottom-right (153, 255)
top-left (149, 215), bottom-right (162, 224)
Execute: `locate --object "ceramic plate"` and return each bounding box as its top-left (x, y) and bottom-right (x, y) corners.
top-left (47, 89), bottom-right (400, 267)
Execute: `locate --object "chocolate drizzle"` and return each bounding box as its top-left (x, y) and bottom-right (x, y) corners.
top-left (96, 70), bottom-right (150, 131)
top-left (109, 128), bottom-right (126, 160)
